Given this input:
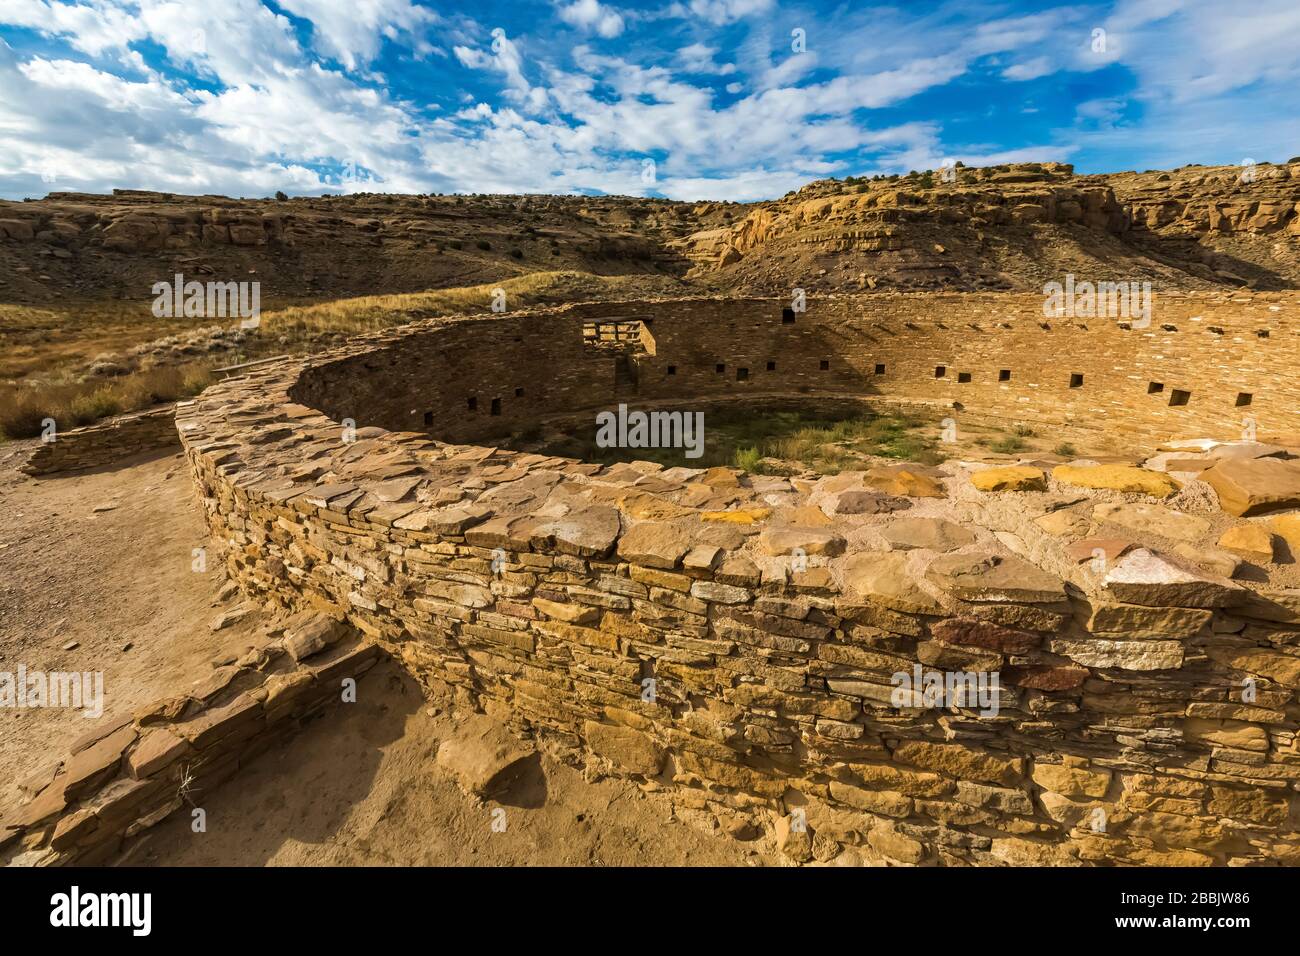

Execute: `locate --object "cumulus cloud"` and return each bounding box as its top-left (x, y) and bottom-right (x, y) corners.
top-left (0, 0), bottom-right (1295, 202)
top-left (557, 0), bottom-right (624, 38)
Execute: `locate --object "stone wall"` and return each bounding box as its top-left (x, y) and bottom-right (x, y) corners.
top-left (1, 618), bottom-right (380, 865)
top-left (287, 292), bottom-right (1299, 449)
top-left (21, 405), bottom-right (180, 476)
top-left (171, 293), bottom-right (1300, 866)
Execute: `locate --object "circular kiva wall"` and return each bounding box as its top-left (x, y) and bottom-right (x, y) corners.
top-left (178, 293), bottom-right (1300, 867)
top-left (285, 292), bottom-right (1298, 449)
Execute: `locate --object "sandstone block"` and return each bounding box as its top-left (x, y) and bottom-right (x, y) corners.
top-left (1217, 524), bottom-right (1276, 563)
top-left (1202, 457), bottom-right (1300, 516)
top-left (1101, 549), bottom-right (1244, 607)
top-left (971, 466), bottom-right (1047, 492)
top-left (1053, 464), bottom-right (1180, 497)
top-left (583, 721), bottom-right (665, 776)
top-left (436, 715), bottom-right (538, 797)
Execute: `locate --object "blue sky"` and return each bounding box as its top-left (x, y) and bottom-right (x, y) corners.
top-left (1, 0), bottom-right (1298, 201)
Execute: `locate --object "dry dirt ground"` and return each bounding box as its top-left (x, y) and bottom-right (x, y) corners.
top-left (133, 661), bottom-right (761, 867)
top-left (0, 443), bottom-right (765, 866)
top-left (0, 442), bottom-right (265, 819)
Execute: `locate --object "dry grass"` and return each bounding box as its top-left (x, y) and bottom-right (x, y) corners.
top-left (0, 364), bottom-right (213, 440)
top-left (0, 269), bottom-right (686, 438)
top-left (261, 271), bottom-right (680, 337)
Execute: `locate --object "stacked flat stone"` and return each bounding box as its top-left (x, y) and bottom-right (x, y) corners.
top-left (152, 296), bottom-right (1300, 866)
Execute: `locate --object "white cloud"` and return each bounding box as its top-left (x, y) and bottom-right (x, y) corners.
top-left (676, 42), bottom-right (735, 75)
top-left (557, 0), bottom-right (624, 38)
top-left (277, 0), bottom-right (438, 70)
top-left (1003, 56), bottom-right (1053, 81)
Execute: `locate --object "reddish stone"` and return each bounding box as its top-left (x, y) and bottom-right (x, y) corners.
top-left (930, 618), bottom-right (1041, 654)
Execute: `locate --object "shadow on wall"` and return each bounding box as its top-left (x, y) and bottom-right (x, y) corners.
top-left (286, 294), bottom-right (1297, 450)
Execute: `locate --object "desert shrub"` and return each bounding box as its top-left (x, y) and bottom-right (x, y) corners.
top-left (68, 387), bottom-right (123, 426)
top-left (989, 435), bottom-right (1026, 454)
top-left (0, 392), bottom-right (54, 439)
top-left (1054, 442), bottom-right (1077, 457)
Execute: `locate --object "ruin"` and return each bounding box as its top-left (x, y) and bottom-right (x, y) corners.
top-left (135, 290), bottom-right (1298, 867)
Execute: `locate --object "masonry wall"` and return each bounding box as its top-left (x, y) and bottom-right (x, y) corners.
top-left (288, 293), bottom-right (1299, 450)
top-left (169, 295), bottom-right (1300, 866)
top-left (1, 628), bottom-right (380, 865)
top-left (21, 405), bottom-right (179, 476)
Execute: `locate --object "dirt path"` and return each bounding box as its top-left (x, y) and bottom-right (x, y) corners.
top-left (0, 443), bottom-right (265, 818)
top-left (133, 662), bottom-right (763, 867)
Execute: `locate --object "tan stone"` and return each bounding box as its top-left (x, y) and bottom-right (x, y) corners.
top-left (880, 516), bottom-right (976, 552)
top-left (757, 527), bottom-right (845, 557)
top-left (1049, 637), bottom-right (1184, 671)
top-left (616, 521), bottom-right (691, 568)
top-left (1217, 524), bottom-right (1276, 563)
top-left (972, 466), bottom-right (1047, 492)
top-left (699, 507), bottom-right (771, 524)
top-left (436, 715), bottom-right (537, 797)
top-left (1053, 464), bottom-right (1180, 497)
top-left (532, 597), bottom-right (599, 625)
top-left (892, 740), bottom-right (1024, 786)
top-left (1101, 549), bottom-right (1244, 608)
top-left (1031, 761), bottom-right (1112, 799)
top-left (1183, 717), bottom-right (1270, 752)
top-left (1085, 601), bottom-right (1211, 638)
top-left (841, 551), bottom-right (941, 614)
top-left (867, 823), bottom-right (925, 864)
top-left (582, 721), bottom-right (665, 776)
top-left (863, 467), bottom-right (945, 498)
top-left (1202, 456), bottom-right (1300, 516)
top-left (925, 552), bottom-right (1066, 604)
top-left (1092, 501), bottom-right (1209, 542)
top-left (1268, 513), bottom-right (1300, 554)
top-left (1204, 645), bottom-right (1300, 687)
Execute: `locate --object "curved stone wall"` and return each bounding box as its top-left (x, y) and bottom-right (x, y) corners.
top-left (177, 292), bottom-right (1300, 866)
top-left (286, 292), bottom-right (1299, 448)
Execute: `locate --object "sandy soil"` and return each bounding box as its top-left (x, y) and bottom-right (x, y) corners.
top-left (133, 661), bottom-right (762, 867)
top-left (0, 443), bottom-right (764, 866)
top-left (0, 443), bottom-right (265, 818)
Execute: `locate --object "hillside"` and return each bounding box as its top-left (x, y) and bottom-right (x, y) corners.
top-left (2, 160), bottom-right (1299, 313)
top-left (675, 161), bottom-right (1300, 293)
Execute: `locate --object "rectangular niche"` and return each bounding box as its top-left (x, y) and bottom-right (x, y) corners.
top-left (1169, 389), bottom-right (1191, 407)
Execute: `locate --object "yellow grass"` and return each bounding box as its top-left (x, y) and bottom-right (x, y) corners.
top-left (0, 364), bottom-right (213, 440)
top-left (261, 271), bottom-right (676, 336)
